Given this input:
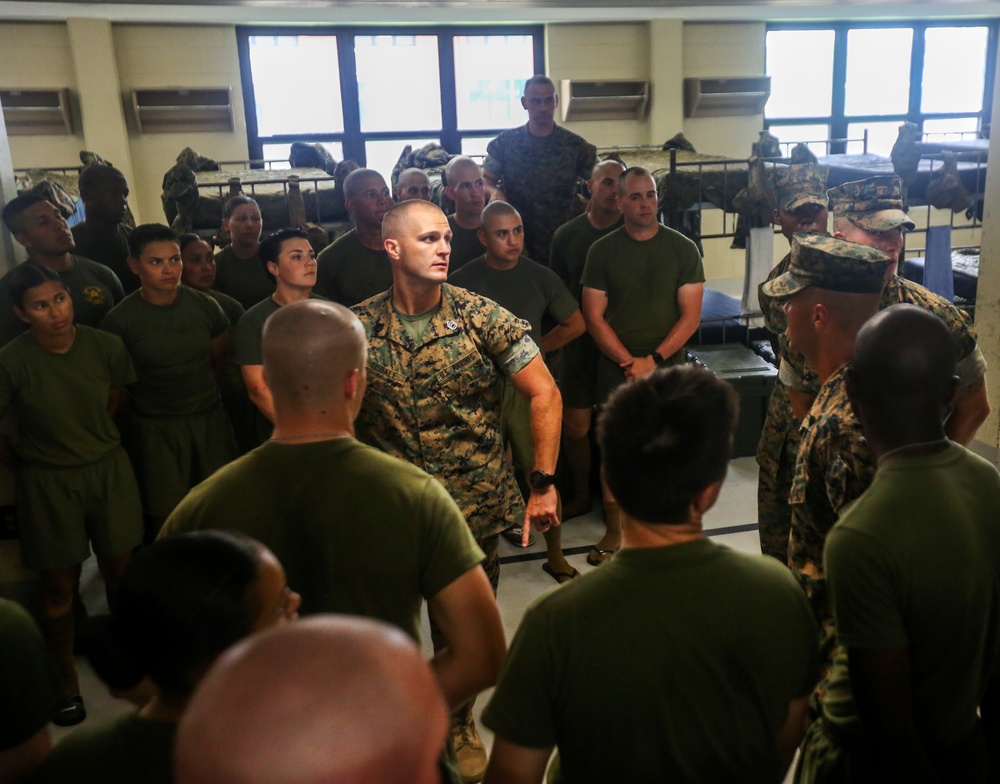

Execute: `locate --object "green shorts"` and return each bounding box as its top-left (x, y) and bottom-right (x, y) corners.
top-left (126, 405), bottom-right (238, 517)
top-left (16, 447), bottom-right (143, 570)
top-left (559, 332), bottom-right (599, 410)
top-left (501, 381), bottom-right (533, 472)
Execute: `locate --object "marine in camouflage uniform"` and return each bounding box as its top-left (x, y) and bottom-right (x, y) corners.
top-left (352, 282), bottom-right (538, 584)
top-left (484, 76), bottom-right (597, 265)
top-left (757, 164), bottom-right (830, 561)
top-left (761, 233), bottom-right (891, 719)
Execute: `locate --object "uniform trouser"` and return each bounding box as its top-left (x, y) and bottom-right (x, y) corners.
top-left (756, 380), bottom-right (802, 561)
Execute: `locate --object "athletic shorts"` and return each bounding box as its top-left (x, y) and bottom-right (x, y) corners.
top-left (501, 381), bottom-right (533, 472)
top-left (17, 446), bottom-right (143, 570)
top-left (559, 332), bottom-right (599, 410)
top-left (125, 405), bottom-right (238, 517)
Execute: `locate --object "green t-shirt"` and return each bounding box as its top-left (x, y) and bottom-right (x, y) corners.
top-left (581, 224), bottom-right (705, 360)
top-left (315, 229), bottom-right (393, 307)
top-left (447, 214), bottom-right (484, 274)
top-left (483, 539), bottom-right (819, 784)
top-left (0, 257), bottom-right (125, 348)
top-left (208, 289), bottom-right (245, 397)
top-left (162, 438), bottom-right (484, 641)
top-left (34, 711), bottom-right (175, 784)
top-left (0, 599), bottom-right (62, 751)
top-left (231, 296), bottom-right (280, 367)
top-left (450, 255), bottom-right (578, 351)
top-left (214, 245), bottom-right (275, 311)
top-left (100, 286), bottom-right (229, 417)
top-left (71, 221), bottom-right (138, 294)
top-left (0, 325), bottom-right (134, 466)
top-left (549, 212), bottom-right (623, 301)
top-left (823, 443), bottom-right (1000, 759)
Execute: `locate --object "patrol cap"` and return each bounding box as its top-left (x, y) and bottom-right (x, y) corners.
top-left (760, 232), bottom-right (891, 298)
top-left (769, 164), bottom-right (829, 213)
top-left (828, 175), bottom-right (916, 232)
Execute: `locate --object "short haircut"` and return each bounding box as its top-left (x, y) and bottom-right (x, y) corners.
top-left (113, 531), bottom-right (263, 701)
top-left (592, 158), bottom-right (626, 179)
top-left (443, 155), bottom-right (479, 187)
top-left (617, 166), bottom-right (654, 195)
top-left (343, 168), bottom-right (386, 202)
top-left (9, 263), bottom-right (63, 309)
top-left (2, 193), bottom-right (50, 233)
top-left (480, 200), bottom-right (521, 232)
top-left (128, 223), bottom-right (178, 259)
top-left (259, 227), bottom-right (310, 282)
top-left (223, 195), bottom-right (260, 220)
top-left (598, 365), bottom-right (738, 524)
top-left (382, 199), bottom-right (443, 243)
top-left (523, 74), bottom-right (555, 93)
top-left (78, 164), bottom-right (126, 193)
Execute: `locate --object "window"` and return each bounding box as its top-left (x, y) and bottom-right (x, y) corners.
top-left (765, 21), bottom-right (997, 156)
top-left (238, 26), bottom-right (542, 176)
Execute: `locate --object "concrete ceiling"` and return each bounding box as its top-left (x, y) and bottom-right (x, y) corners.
top-left (1, 0), bottom-right (998, 25)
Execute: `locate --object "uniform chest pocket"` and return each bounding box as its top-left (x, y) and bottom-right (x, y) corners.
top-left (428, 350), bottom-right (494, 399)
top-left (367, 360), bottom-right (407, 401)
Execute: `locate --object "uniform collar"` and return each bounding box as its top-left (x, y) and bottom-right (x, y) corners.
top-left (369, 284), bottom-right (467, 350)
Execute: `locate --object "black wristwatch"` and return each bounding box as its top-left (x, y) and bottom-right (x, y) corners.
top-left (651, 350), bottom-right (667, 366)
top-left (529, 470), bottom-right (557, 490)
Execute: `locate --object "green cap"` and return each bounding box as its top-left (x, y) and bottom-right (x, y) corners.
top-left (769, 164), bottom-right (829, 213)
top-left (760, 232), bottom-right (891, 298)
top-left (828, 175), bottom-right (916, 232)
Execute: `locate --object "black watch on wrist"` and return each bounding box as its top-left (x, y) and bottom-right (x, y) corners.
top-left (651, 350), bottom-right (667, 366)
top-left (529, 470), bottom-right (557, 490)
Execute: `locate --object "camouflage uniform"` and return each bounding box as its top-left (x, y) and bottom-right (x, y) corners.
top-left (761, 233), bottom-right (891, 719)
top-left (484, 125), bottom-right (597, 265)
top-left (351, 283), bottom-right (539, 590)
top-left (756, 165), bottom-right (829, 561)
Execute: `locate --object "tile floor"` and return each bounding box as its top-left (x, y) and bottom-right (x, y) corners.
top-left (26, 454), bottom-right (796, 780)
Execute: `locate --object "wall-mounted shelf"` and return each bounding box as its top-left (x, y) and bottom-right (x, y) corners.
top-left (1, 88), bottom-right (73, 135)
top-left (683, 77), bottom-right (771, 118)
top-left (131, 87), bottom-right (233, 134)
top-left (560, 80), bottom-right (649, 122)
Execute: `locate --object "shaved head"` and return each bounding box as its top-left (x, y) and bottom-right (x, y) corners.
top-left (175, 616), bottom-right (449, 784)
top-left (262, 300), bottom-right (366, 415)
top-left (480, 200), bottom-right (521, 233)
top-left (444, 155), bottom-right (479, 185)
top-left (343, 168), bottom-right (386, 202)
top-left (849, 304), bottom-right (958, 443)
top-left (395, 168), bottom-right (431, 202)
top-left (382, 199), bottom-right (446, 243)
top-left (592, 159), bottom-right (625, 180)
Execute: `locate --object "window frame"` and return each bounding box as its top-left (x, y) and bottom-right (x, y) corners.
top-left (764, 19), bottom-right (998, 154)
top-left (237, 25), bottom-right (545, 166)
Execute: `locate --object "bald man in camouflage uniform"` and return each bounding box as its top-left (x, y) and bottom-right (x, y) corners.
top-left (352, 199), bottom-right (561, 783)
top-left (830, 176), bottom-right (989, 445)
top-left (483, 76), bottom-right (597, 265)
top-left (756, 164), bottom-right (830, 561)
top-left (762, 233), bottom-right (891, 718)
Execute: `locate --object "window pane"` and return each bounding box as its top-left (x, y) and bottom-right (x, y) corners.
top-left (261, 142), bottom-right (345, 169)
top-left (355, 36), bottom-right (442, 132)
top-left (460, 136), bottom-right (494, 158)
top-left (844, 29), bottom-right (913, 116)
top-left (767, 123), bottom-right (831, 158)
top-left (847, 121), bottom-right (904, 155)
top-left (922, 27), bottom-right (987, 114)
top-left (765, 30), bottom-right (835, 119)
top-left (454, 35), bottom-right (533, 130)
top-left (922, 117), bottom-right (981, 139)
top-left (248, 36), bottom-right (344, 137)
top-left (365, 138), bottom-right (441, 182)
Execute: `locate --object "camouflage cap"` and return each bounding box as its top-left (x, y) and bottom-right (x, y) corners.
top-left (769, 164), bottom-right (830, 213)
top-left (760, 232), bottom-right (891, 298)
top-left (828, 175), bottom-right (916, 232)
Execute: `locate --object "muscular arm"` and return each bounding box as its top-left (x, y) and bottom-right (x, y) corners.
top-left (240, 365), bottom-right (276, 424)
top-left (945, 377), bottom-right (990, 446)
top-left (508, 354), bottom-right (561, 538)
top-left (426, 567), bottom-right (506, 710)
top-left (774, 696), bottom-right (809, 782)
top-left (849, 646), bottom-right (939, 783)
top-left (540, 309), bottom-right (585, 354)
top-left (482, 169), bottom-right (506, 203)
top-left (208, 332), bottom-right (229, 384)
top-left (581, 286), bottom-right (632, 367)
top-left (107, 386), bottom-right (128, 418)
top-left (483, 737), bottom-right (552, 784)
